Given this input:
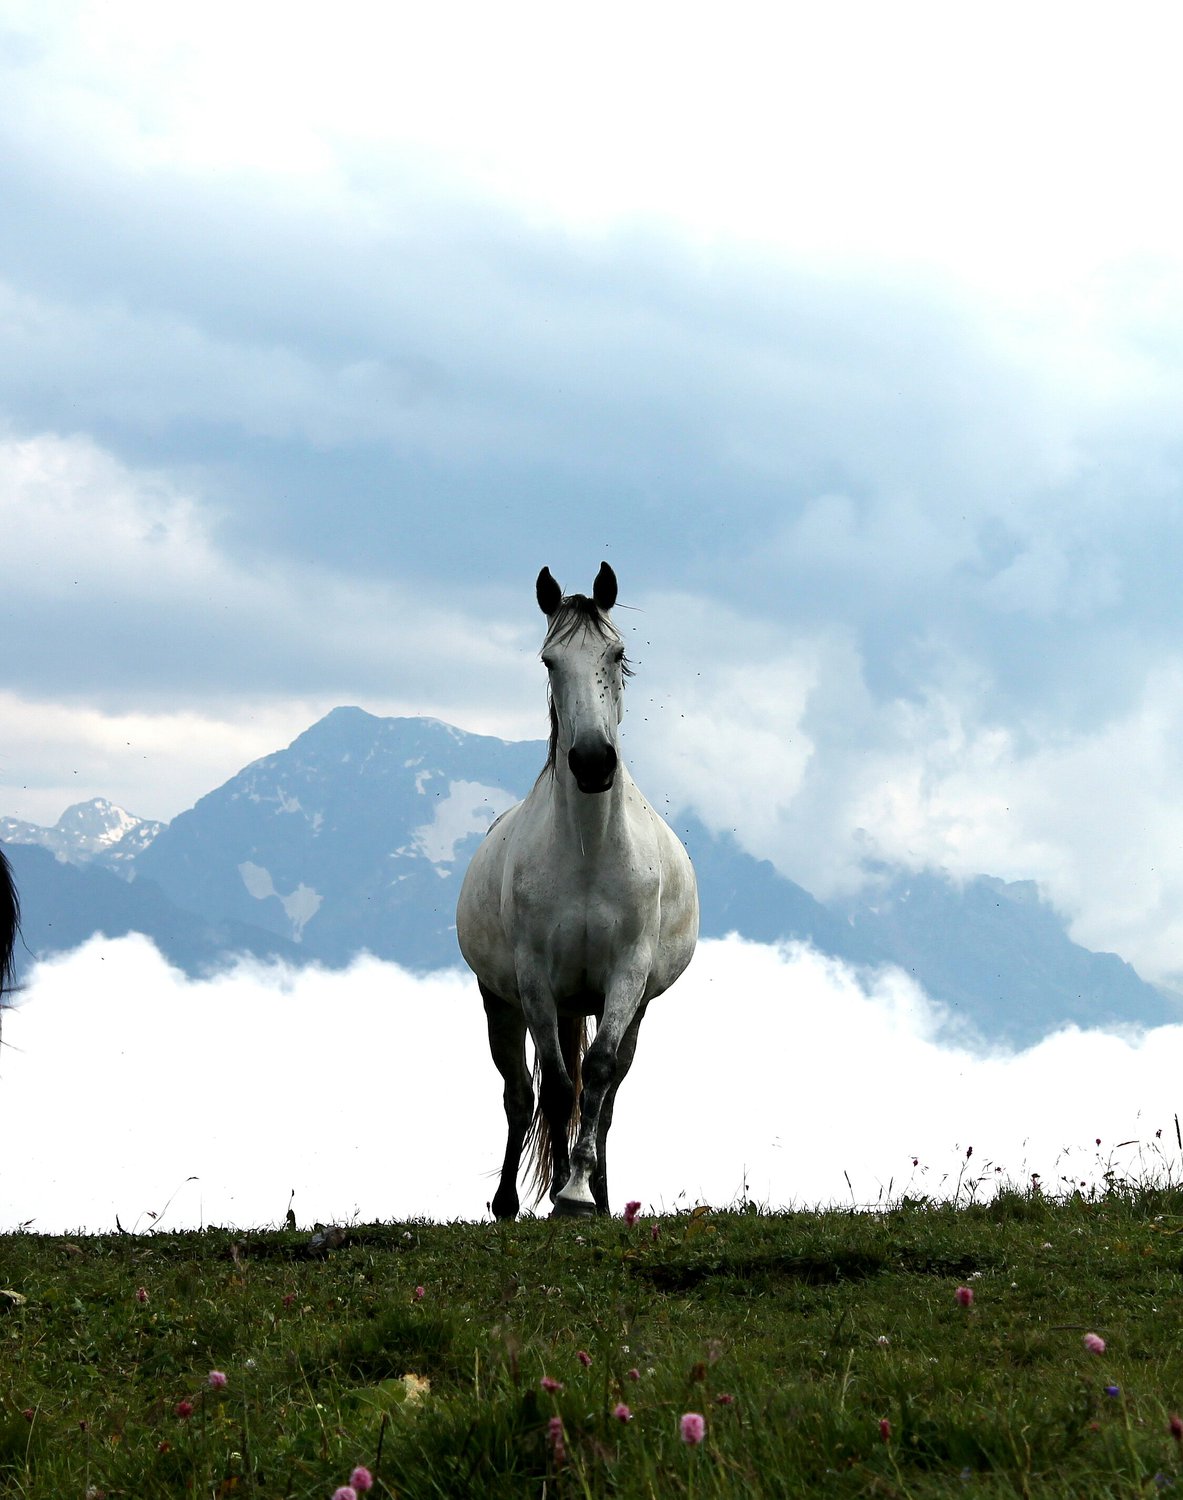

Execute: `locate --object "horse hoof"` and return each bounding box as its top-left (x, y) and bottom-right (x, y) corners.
top-left (551, 1196), bottom-right (597, 1219)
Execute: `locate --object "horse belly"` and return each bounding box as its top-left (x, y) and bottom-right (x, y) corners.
top-left (455, 811), bottom-right (522, 1002)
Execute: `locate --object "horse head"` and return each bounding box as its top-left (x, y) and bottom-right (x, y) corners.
top-left (536, 562), bottom-right (627, 794)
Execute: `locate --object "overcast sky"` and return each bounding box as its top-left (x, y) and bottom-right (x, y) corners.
top-left (3, 3), bottom-right (1183, 990)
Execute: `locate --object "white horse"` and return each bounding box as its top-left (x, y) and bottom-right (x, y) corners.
top-left (457, 562), bottom-right (699, 1218)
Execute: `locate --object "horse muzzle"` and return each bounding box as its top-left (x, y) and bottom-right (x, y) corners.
top-left (567, 741), bottom-right (618, 794)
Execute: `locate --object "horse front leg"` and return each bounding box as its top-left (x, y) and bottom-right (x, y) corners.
top-left (589, 1006), bottom-right (645, 1213)
top-left (481, 985), bottom-right (532, 1221)
top-left (554, 978), bottom-right (645, 1217)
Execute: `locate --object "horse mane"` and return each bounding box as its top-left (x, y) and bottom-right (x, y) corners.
top-left (539, 594), bottom-right (634, 777)
top-left (0, 845), bottom-right (20, 1010)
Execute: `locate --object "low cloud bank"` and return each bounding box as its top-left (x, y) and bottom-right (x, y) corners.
top-left (1, 935), bottom-right (1179, 1232)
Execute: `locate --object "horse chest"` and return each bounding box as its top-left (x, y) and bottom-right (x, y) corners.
top-left (513, 857), bottom-right (655, 994)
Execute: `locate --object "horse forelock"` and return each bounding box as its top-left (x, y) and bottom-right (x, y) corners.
top-left (542, 594), bottom-right (618, 646)
top-left (539, 597), bottom-right (632, 776)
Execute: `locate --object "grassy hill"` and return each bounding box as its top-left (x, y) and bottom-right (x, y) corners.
top-left (4, 1186), bottom-right (1183, 1497)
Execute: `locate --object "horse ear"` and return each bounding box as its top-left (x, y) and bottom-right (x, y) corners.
top-left (593, 561), bottom-right (617, 611)
top-left (536, 567), bottom-right (563, 616)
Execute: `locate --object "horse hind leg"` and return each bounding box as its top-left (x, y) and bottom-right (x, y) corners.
top-left (532, 1013), bottom-right (583, 1214)
top-left (481, 985), bottom-right (532, 1221)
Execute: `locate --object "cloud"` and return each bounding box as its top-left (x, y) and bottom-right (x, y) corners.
top-left (614, 580), bottom-right (1183, 985)
top-left (0, 691), bottom-right (318, 828)
top-left (1, 935), bottom-right (1178, 1232)
top-left (5, 2), bottom-right (1181, 293)
top-left (4, 4), bottom-right (1183, 1009)
top-left (3, 423), bottom-right (1181, 990)
top-left (0, 429), bottom-right (544, 721)
top-left (6, 84), bottom-right (1179, 630)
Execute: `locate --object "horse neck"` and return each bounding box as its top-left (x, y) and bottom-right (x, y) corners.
top-left (546, 756), bottom-right (634, 849)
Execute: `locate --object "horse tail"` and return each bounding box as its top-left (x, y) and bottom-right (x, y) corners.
top-left (523, 1015), bottom-right (587, 1208)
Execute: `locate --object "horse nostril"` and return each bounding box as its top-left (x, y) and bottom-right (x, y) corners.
top-left (568, 742), bottom-right (617, 792)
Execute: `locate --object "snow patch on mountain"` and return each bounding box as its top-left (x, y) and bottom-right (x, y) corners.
top-left (238, 861), bottom-right (322, 940)
top-left (413, 780), bottom-right (517, 866)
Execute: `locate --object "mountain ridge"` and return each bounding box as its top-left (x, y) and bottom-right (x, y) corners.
top-left (2, 707), bottom-right (1176, 1046)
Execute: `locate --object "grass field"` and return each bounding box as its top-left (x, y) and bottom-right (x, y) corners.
top-left (4, 1178), bottom-right (1183, 1498)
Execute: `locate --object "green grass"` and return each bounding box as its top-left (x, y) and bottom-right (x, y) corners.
top-left (4, 1184), bottom-right (1183, 1497)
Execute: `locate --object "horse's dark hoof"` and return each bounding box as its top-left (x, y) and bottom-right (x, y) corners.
top-left (551, 1196), bottom-right (596, 1219)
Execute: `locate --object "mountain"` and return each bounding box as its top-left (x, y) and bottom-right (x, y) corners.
top-left (833, 867), bottom-right (1178, 1046)
top-left (3, 706), bottom-right (1177, 1045)
top-left (3, 842), bottom-right (301, 983)
top-left (134, 708), bottom-right (542, 969)
top-left (0, 798), bottom-right (164, 874)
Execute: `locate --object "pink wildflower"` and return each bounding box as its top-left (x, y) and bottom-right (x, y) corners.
top-left (350, 1469), bottom-right (374, 1493)
top-left (331, 1488), bottom-right (358, 1500)
top-left (577, 1349), bottom-right (592, 1367)
top-left (208, 1370), bottom-right (227, 1389)
top-left (680, 1411), bottom-right (706, 1445)
top-left (879, 1418), bottom-right (892, 1442)
top-left (627, 1367), bottom-right (640, 1381)
top-left (174, 1401), bottom-right (194, 1419)
top-left (650, 1221), bottom-right (660, 1241)
top-left (716, 1393), bottom-right (735, 1405)
top-left (414, 1285), bottom-right (425, 1301)
top-left (21, 1408), bottom-right (34, 1423)
top-left (135, 1287), bottom-right (149, 1304)
top-left (1083, 1332), bottom-right (1106, 1355)
top-left (623, 1200), bottom-right (642, 1225)
top-left (955, 1286), bottom-right (974, 1308)
top-left (613, 1402), bottom-right (632, 1422)
top-left (548, 1414), bottom-right (566, 1463)
top-left (282, 1293), bottom-right (296, 1308)
top-left (540, 1376), bottom-right (564, 1394)
top-left (1170, 1414), bottom-right (1183, 1443)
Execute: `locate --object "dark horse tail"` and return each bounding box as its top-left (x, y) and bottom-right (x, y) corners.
top-left (523, 1015), bottom-right (588, 1207)
top-left (1, 845), bottom-right (20, 1005)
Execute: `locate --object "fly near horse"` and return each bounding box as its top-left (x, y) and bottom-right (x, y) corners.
top-left (457, 562), bottom-right (698, 1218)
